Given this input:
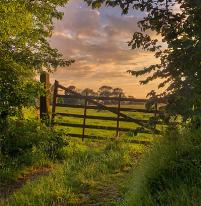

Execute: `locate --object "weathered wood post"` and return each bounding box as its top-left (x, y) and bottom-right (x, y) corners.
top-left (116, 94), bottom-right (121, 137)
top-left (82, 92), bottom-right (88, 141)
top-left (40, 72), bottom-right (50, 124)
top-left (154, 101), bottom-right (158, 118)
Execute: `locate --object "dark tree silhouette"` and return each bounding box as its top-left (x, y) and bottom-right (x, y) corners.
top-left (81, 88), bottom-right (97, 96)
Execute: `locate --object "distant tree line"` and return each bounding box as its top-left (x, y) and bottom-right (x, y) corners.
top-left (51, 85), bottom-right (136, 105)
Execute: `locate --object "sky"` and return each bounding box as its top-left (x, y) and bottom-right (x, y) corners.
top-left (49, 0), bottom-right (160, 98)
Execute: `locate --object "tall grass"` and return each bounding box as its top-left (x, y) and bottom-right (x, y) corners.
top-left (120, 128), bottom-right (201, 206)
top-left (1, 140), bottom-right (139, 206)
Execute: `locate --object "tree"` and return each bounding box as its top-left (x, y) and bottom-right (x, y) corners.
top-left (0, 1), bottom-right (33, 41)
top-left (0, 0), bottom-right (73, 123)
top-left (81, 88), bottom-right (97, 96)
top-left (84, 0), bottom-right (201, 122)
top-left (98, 86), bottom-right (113, 97)
top-left (111, 87), bottom-right (126, 104)
top-left (65, 85), bottom-right (77, 94)
top-left (64, 86), bottom-right (80, 105)
top-left (98, 86), bottom-right (113, 104)
top-left (112, 88), bottom-right (125, 97)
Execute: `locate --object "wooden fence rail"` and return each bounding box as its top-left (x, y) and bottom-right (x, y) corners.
top-left (55, 103), bottom-right (162, 113)
top-left (51, 81), bottom-right (163, 143)
top-left (56, 94), bottom-right (148, 102)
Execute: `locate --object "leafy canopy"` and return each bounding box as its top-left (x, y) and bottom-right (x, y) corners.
top-left (0, 0), bottom-right (73, 118)
top-left (84, 0), bottom-right (201, 120)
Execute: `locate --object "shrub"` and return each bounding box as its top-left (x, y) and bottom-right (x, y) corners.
top-left (0, 120), bottom-right (68, 159)
top-left (120, 128), bottom-right (201, 206)
top-left (1, 120), bottom-right (43, 157)
top-left (0, 119), bottom-right (68, 184)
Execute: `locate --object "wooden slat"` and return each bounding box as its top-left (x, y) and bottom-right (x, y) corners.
top-left (66, 133), bottom-right (151, 145)
top-left (55, 113), bottom-right (149, 124)
top-left (53, 122), bottom-right (155, 134)
top-left (54, 122), bottom-right (127, 131)
top-left (57, 94), bottom-right (147, 102)
top-left (56, 103), bottom-right (93, 109)
top-left (57, 95), bottom-right (166, 103)
top-left (55, 113), bottom-right (164, 125)
top-left (55, 103), bottom-right (159, 113)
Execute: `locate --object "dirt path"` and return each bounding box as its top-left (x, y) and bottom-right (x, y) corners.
top-left (0, 166), bottom-right (52, 199)
top-left (77, 169), bottom-right (132, 206)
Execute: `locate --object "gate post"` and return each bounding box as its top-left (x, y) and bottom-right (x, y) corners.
top-left (51, 80), bottom-right (59, 126)
top-left (154, 101), bottom-right (158, 118)
top-left (82, 92), bottom-right (88, 141)
top-left (40, 71), bottom-right (50, 124)
top-left (116, 94), bottom-right (121, 137)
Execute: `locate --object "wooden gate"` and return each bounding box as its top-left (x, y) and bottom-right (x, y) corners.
top-left (51, 81), bottom-right (163, 144)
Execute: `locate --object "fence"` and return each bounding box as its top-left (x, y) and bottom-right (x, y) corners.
top-left (50, 80), bottom-right (164, 144)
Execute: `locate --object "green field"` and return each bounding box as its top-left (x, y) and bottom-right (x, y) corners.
top-left (0, 105), bottom-right (164, 205)
top-left (53, 104), bottom-right (164, 143)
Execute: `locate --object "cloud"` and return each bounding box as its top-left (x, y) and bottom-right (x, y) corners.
top-left (50, 0), bottom-right (160, 98)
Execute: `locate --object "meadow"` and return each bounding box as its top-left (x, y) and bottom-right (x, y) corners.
top-left (1, 105), bottom-right (200, 206)
top-left (0, 131), bottom-right (146, 206)
top-left (0, 104), bottom-right (156, 205)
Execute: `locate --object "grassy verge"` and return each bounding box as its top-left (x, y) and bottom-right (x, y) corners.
top-left (1, 140), bottom-right (144, 206)
top-left (119, 127), bottom-right (201, 206)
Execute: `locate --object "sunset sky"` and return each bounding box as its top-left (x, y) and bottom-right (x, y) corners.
top-left (49, 0), bottom-right (160, 98)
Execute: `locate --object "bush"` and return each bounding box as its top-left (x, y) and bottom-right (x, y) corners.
top-left (0, 119), bottom-right (68, 184)
top-left (120, 127), bottom-right (201, 206)
top-left (1, 120), bottom-right (43, 157)
top-left (0, 120), bottom-right (68, 159)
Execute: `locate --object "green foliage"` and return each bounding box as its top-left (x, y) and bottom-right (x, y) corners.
top-left (85, 0), bottom-right (201, 121)
top-left (0, 119), bottom-right (68, 159)
top-left (1, 120), bottom-right (43, 157)
top-left (0, 0), bottom-right (74, 120)
top-left (0, 1), bottom-right (33, 41)
top-left (44, 129), bottom-right (69, 160)
top-left (0, 64), bottom-right (43, 119)
top-left (120, 128), bottom-right (201, 206)
top-left (0, 119), bottom-right (68, 184)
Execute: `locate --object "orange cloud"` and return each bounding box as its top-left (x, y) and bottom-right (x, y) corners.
top-left (50, 0), bottom-right (161, 98)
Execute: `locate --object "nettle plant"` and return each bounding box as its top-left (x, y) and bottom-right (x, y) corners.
top-left (85, 0), bottom-right (201, 124)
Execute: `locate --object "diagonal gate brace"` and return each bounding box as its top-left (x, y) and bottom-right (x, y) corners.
top-left (57, 84), bottom-right (160, 134)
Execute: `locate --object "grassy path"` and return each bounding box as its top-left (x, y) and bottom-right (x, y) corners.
top-left (78, 169), bottom-right (133, 206)
top-left (1, 165), bottom-right (132, 206)
top-left (0, 166), bottom-right (52, 199)
top-left (1, 140), bottom-right (144, 206)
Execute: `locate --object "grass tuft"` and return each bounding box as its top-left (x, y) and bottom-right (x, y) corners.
top-left (120, 128), bottom-right (201, 206)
